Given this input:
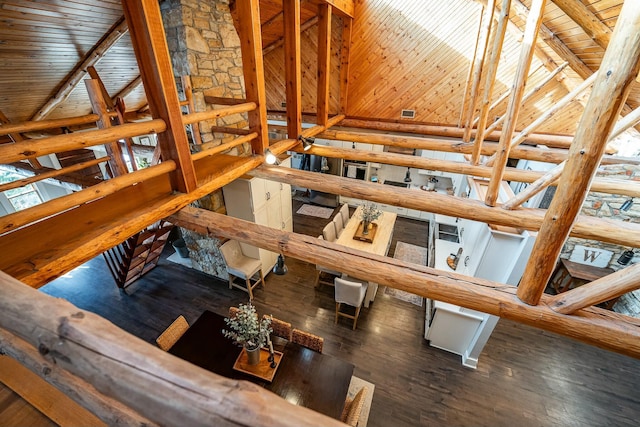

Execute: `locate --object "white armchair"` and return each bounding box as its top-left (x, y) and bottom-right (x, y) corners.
top-left (334, 277), bottom-right (369, 330)
top-left (219, 240), bottom-right (264, 300)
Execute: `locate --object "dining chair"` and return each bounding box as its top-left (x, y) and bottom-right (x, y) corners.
top-left (228, 306), bottom-right (240, 319)
top-left (156, 315), bottom-right (189, 351)
top-left (219, 239), bottom-right (265, 300)
top-left (264, 314), bottom-right (292, 341)
top-left (334, 277), bottom-right (369, 330)
top-left (341, 386), bottom-right (368, 427)
top-left (314, 235), bottom-right (342, 288)
top-left (339, 203), bottom-right (350, 224)
top-left (322, 222), bottom-right (337, 242)
top-left (291, 328), bottom-right (324, 353)
top-left (332, 213), bottom-right (344, 237)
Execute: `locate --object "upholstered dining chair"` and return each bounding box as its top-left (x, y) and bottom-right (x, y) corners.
top-left (291, 328), bottom-right (324, 353)
top-left (264, 314), bottom-right (292, 341)
top-left (156, 315), bottom-right (189, 351)
top-left (322, 222), bottom-right (337, 242)
top-left (334, 277), bottom-right (369, 330)
top-left (332, 213), bottom-right (344, 237)
top-left (341, 386), bottom-right (368, 427)
top-left (219, 239), bottom-right (264, 300)
top-left (339, 203), bottom-right (350, 224)
top-left (314, 235), bottom-right (342, 288)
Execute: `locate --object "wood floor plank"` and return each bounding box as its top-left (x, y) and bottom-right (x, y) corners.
top-left (33, 199), bottom-right (640, 427)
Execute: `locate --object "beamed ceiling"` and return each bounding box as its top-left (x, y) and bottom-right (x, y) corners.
top-left (0, 0), bottom-right (637, 143)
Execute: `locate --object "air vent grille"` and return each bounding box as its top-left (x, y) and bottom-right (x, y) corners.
top-left (401, 109), bottom-right (416, 119)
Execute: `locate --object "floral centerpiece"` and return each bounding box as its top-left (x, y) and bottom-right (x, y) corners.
top-left (223, 303), bottom-right (272, 364)
top-left (359, 202), bottom-right (382, 234)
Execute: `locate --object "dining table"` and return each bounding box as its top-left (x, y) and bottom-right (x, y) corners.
top-left (168, 310), bottom-right (355, 420)
top-left (335, 205), bottom-right (398, 307)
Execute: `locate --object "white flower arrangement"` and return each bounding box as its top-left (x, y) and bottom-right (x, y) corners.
top-left (222, 303), bottom-right (272, 350)
top-left (359, 202), bottom-right (382, 223)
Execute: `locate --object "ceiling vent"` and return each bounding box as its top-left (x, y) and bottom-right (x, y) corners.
top-left (401, 109), bottom-right (416, 119)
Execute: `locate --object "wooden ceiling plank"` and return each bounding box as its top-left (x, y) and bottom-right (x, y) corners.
top-left (471, 0), bottom-right (511, 165)
top-left (316, 4), bottom-right (332, 126)
top-left (552, 0), bottom-right (612, 49)
top-left (236, 0), bottom-right (269, 155)
top-left (517, 0), bottom-right (640, 306)
top-left (121, 0), bottom-right (196, 193)
top-left (30, 17), bottom-right (128, 122)
top-left (485, 0), bottom-right (548, 206)
top-left (111, 75), bottom-right (143, 104)
top-left (283, 0), bottom-right (303, 139)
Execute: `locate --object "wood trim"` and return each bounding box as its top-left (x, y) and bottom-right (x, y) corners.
top-left (517, 1), bottom-right (640, 305)
top-left (122, 0), bottom-right (197, 193)
top-left (170, 207), bottom-right (640, 359)
top-left (316, 4), bottom-right (332, 126)
top-left (236, 0), bottom-right (269, 155)
top-left (485, 0), bottom-right (548, 206)
top-left (30, 17), bottom-right (129, 121)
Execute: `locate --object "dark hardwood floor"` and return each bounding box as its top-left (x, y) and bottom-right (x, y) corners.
top-left (33, 200), bottom-right (640, 426)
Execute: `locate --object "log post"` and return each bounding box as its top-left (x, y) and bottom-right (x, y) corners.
top-left (471, 0), bottom-right (511, 164)
top-left (317, 4), bottom-right (332, 126)
top-left (121, 0), bottom-right (197, 193)
top-left (550, 263), bottom-right (640, 315)
top-left (283, 0), bottom-right (303, 141)
top-left (517, 0), bottom-right (640, 306)
top-left (484, 0), bottom-right (547, 207)
top-left (462, 0), bottom-right (495, 142)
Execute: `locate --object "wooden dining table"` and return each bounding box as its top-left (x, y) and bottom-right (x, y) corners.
top-left (335, 205), bottom-right (398, 307)
top-left (168, 310), bottom-right (355, 420)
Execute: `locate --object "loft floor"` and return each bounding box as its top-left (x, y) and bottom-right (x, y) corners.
top-left (27, 201), bottom-right (640, 427)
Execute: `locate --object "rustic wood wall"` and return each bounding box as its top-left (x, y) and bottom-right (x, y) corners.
top-left (263, 15), bottom-right (343, 116)
top-left (344, 0), bottom-right (584, 134)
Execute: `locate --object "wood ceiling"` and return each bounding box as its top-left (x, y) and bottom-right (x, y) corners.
top-left (0, 0), bottom-right (636, 140)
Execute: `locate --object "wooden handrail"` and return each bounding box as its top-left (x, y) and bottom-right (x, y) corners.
top-left (0, 270), bottom-right (344, 427)
top-left (181, 103), bottom-right (257, 125)
top-left (0, 157), bottom-right (109, 193)
top-left (0, 119), bottom-right (167, 164)
top-left (0, 114), bottom-right (102, 136)
top-left (0, 161), bottom-right (176, 236)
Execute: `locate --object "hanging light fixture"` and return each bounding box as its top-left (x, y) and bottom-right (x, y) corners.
top-left (272, 254), bottom-right (288, 275)
top-left (299, 135), bottom-right (315, 151)
top-left (621, 198), bottom-right (634, 212)
top-left (404, 167), bottom-right (412, 183)
top-left (264, 148), bottom-right (279, 165)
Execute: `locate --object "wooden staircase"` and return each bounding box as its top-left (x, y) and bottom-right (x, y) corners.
top-left (103, 220), bottom-right (174, 289)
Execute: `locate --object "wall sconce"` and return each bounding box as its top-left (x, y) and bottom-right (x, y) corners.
top-left (299, 135), bottom-right (315, 151)
top-left (264, 148), bottom-right (279, 165)
top-left (272, 254), bottom-right (288, 275)
top-left (620, 198), bottom-right (634, 212)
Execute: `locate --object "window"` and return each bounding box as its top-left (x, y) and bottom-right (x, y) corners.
top-left (0, 170), bottom-right (43, 211)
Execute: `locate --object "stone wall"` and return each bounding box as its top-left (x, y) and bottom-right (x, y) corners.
top-left (161, 0), bottom-right (249, 280)
top-left (562, 164), bottom-right (640, 315)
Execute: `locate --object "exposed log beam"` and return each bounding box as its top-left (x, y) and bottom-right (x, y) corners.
top-left (0, 271), bottom-right (345, 427)
top-left (316, 4), bottom-right (332, 126)
top-left (284, 0), bottom-right (303, 140)
top-left (123, 0), bottom-right (196, 192)
top-left (112, 76), bottom-right (143, 104)
top-left (0, 110), bottom-right (42, 169)
top-left (203, 96), bottom-right (248, 106)
top-left (550, 262), bottom-right (640, 315)
top-left (462, 0), bottom-right (495, 142)
top-left (191, 133), bottom-right (258, 161)
top-left (87, 66), bottom-right (115, 110)
top-left (30, 17), bottom-right (129, 121)
top-left (485, 0), bottom-right (548, 206)
top-left (0, 114), bottom-right (100, 136)
top-left (170, 207), bottom-right (640, 359)
top-left (236, 0), bottom-right (269, 155)
top-left (503, 160), bottom-right (564, 210)
top-left (552, 0), bottom-right (612, 50)
top-left (294, 142), bottom-right (640, 197)
top-left (517, 0), bottom-right (640, 306)
top-left (182, 103), bottom-right (257, 125)
top-left (250, 165), bottom-right (640, 248)
top-left (472, 0), bottom-right (511, 164)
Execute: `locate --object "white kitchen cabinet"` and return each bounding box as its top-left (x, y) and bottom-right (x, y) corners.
top-left (222, 158), bottom-right (293, 275)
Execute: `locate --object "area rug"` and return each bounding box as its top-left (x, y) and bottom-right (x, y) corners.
top-left (384, 241), bottom-right (428, 306)
top-left (296, 203), bottom-right (334, 219)
top-left (346, 375), bottom-right (375, 427)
